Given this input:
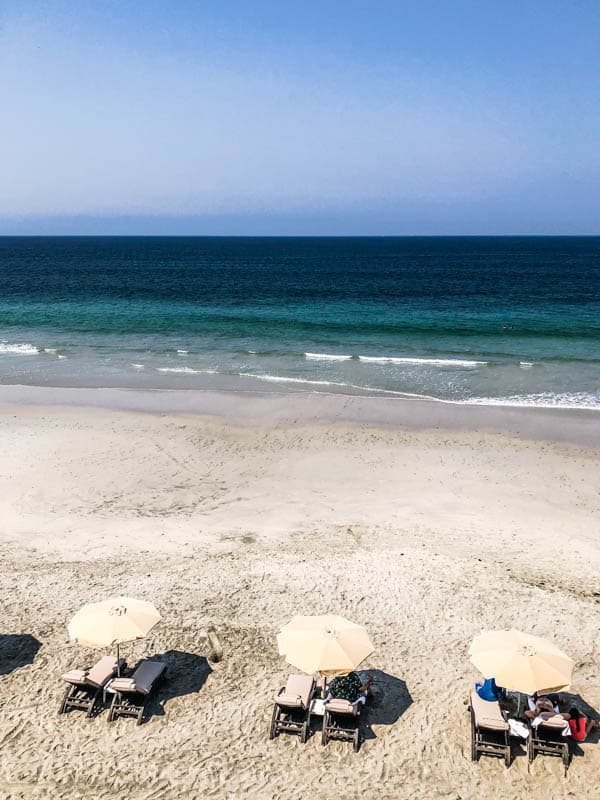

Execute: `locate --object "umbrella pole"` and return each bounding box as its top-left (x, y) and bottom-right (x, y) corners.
top-left (117, 643), bottom-right (120, 676)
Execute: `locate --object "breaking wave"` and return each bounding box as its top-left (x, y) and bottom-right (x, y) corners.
top-left (0, 342), bottom-right (38, 355)
top-left (358, 355), bottom-right (487, 367)
top-left (305, 352), bottom-right (353, 361)
top-left (156, 367), bottom-right (217, 374)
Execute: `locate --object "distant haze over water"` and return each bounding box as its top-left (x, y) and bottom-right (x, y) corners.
top-left (1, 236), bottom-right (599, 409)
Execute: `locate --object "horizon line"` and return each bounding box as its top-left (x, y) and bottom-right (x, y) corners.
top-left (2, 233), bottom-right (600, 238)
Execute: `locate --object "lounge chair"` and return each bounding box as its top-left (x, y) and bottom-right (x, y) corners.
top-left (107, 659), bottom-right (167, 724)
top-left (469, 689), bottom-right (511, 767)
top-left (269, 674), bottom-right (316, 743)
top-left (322, 698), bottom-right (362, 752)
top-left (59, 656), bottom-right (125, 718)
top-left (527, 714), bottom-right (570, 774)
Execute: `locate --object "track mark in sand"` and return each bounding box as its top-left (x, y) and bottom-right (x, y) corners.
top-left (507, 569), bottom-right (600, 605)
top-left (206, 626), bottom-right (223, 663)
top-left (153, 440), bottom-right (201, 475)
top-left (346, 525), bottom-right (364, 548)
top-left (0, 723), bottom-right (22, 747)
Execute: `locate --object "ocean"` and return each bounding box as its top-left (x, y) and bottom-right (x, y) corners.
top-left (1, 236), bottom-right (599, 409)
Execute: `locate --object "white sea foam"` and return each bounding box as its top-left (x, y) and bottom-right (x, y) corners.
top-left (57, 355), bottom-right (67, 360)
top-left (239, 373), bottom-right (459, 399)
top-left (519, 361), bottom-right (535, 368)
top-left (236, 373), bottom-right (600, 410)
top-left (157, 367), bottom-right (217, 374)
top-left (350, 388), bottom-right (600, 410)
top-left (461, 392), bottom-right (600, 410)
top-left (176, 349), bottom-right (189, 354)
top-left (358, 355), bottom-right (487, 367)
top-left (0, 342), bottom-right (39, 355)
top-left (43, 347), bottom-right (58, 354)
top-left (305, 352), bottom-right (353, 361)
top-left (131, 363), bottom-right (145, 369)
top-left (239, 372), bottom-right (346, 387)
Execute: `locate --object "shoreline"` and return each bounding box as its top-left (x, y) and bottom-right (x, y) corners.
top-left (1, 382), bottom-right (600, 447)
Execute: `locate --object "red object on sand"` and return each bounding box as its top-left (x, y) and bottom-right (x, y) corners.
top-left (568, 718), bottom-right (587, 742)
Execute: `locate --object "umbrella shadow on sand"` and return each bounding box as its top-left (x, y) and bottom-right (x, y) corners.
top-left (0, 634), bottom-right (42, 676)
top-left (358, 669), bottom-right (413, 741)
top-left (143, 649), bottom-right (213, 721)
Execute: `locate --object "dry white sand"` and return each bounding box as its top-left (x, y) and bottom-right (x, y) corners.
top-left (0, 400), bottom-right (598, 799)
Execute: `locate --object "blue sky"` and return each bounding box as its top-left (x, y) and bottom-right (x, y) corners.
top-left (1, 1), bottom-right (599, 234)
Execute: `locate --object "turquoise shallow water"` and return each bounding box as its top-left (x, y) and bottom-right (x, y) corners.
top-left (1, 236), bottom-right (599, 408)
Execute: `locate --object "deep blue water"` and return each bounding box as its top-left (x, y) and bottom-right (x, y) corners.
top-left (1, 236), bottom-right (599, 407)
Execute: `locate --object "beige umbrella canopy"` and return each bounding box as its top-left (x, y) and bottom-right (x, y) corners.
top-left (68, 596), bottom-right (161, 675)
top-left (277, 614), bottom-right (373, 677)
top-left (469, 628), bottom-right (574, 695)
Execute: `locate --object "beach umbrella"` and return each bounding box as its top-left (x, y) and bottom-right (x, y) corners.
top-left (277, 614), bottom-right (373, 676)
top-left (469, 628), bottom-right (574, 695)
top-left (68, 596), bottom-right (161, 675)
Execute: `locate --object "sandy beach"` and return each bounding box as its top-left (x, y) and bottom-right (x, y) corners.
top-left (0, 392), bottom-right (599, 800)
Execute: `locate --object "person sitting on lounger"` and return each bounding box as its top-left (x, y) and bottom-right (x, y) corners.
top-left (525, 695), bottom-right (577, 730)
top-left (327, 672), bottom-right (373, 706)
top-left (525, 696), bottom-right (564, 719)
top-left (525, 691), bottom-right (565, 712)
top-left (523, 695), bottom-right (574, 739)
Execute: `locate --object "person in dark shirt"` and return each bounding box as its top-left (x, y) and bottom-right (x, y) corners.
top-left (328, 672), bottom-right (373, 704)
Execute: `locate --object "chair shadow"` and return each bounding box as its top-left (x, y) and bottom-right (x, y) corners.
top-left (0, 634), bottom-right (42, 675)
top-left (358, 669), bottom-right (413, 741)
top-left (143, 649), bottom-right (212, 721)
